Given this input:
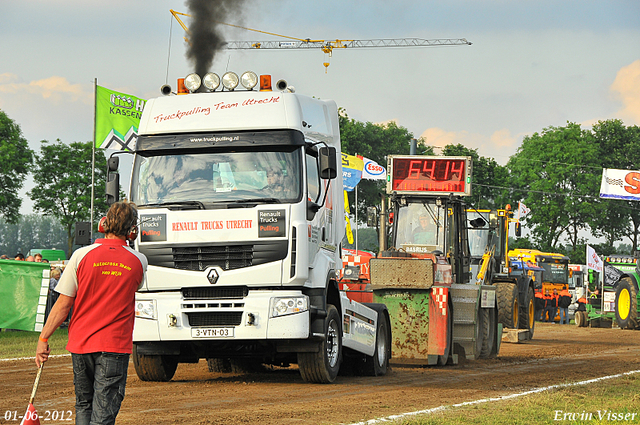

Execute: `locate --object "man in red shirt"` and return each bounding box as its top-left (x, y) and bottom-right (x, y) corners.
top-left (36, 202), bottom-right (147, 425)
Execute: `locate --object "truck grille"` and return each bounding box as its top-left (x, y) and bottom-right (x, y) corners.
top-left (182, 287), bottom-right (248, 300)
top-left (187, 312), bottom-right (243, 327)
top-left (138, 240), bottom-right (288, 271)
top-left (174, 245), bottom-right (252, 271)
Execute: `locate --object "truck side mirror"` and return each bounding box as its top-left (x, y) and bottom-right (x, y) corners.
top-left (106, 155), bottom-right (120, 205)
top-left (319, 147), bottom-right (337, 180)
top-left (106, 174), bottom-right (120, 205)
top-left (366, 206), bottom-right (378, 227)
top-left (108, 157), bottom-right (119, 172)
top-left (515, 222), bottom-right (521, 237)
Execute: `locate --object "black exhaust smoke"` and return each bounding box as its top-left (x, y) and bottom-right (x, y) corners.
top-left (185, 0), bottom-right (248, 80)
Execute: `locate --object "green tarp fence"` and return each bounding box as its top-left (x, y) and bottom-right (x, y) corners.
top-left (0, 261), bottom-right (50, 332)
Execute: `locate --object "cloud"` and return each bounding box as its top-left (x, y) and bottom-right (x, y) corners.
top-left (419, 127), bottom-right (520, 165)
top-left (610, 60), bottom-right (640, 125)
top-left (0, 74), bottom-right (90, 105)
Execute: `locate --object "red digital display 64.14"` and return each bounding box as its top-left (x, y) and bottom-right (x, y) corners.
top-left (389, 156), bottom-right (471, 196)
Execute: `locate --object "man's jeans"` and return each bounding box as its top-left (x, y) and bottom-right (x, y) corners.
top-left (544, 307), bottom-right (557, 322)
top-left (559, 307), bottom-right (570, 324)
top-left (72, 352), bottom-right (129, 425)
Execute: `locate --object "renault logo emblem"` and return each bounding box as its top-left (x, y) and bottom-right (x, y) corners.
top-left (207, 269), bottom-right (219, 284)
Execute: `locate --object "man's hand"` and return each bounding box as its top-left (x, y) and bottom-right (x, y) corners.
top-left (36, 339), bottom-right (51, 367)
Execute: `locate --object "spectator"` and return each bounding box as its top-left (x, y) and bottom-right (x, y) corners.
top-left (45, 268), bottom-right (62, 321)
top-left (34, 253), bottom-right (43, 262)
top-left (14, 253), bottom-right (25, 261)
top-left (534, 290), bottom-right (545, 321)
top-left (26, 255), bottom-right (35, 262)
top-left (558, 287), bottom-right (572, 324)
top-left (0, 254), bottom-right (9, 259)
top-left (36, 201), bottom-right (147, 425)
top-left (547, 289), bottom-right (560, 323)
top-left (542, 289), bottom-right (553, 322)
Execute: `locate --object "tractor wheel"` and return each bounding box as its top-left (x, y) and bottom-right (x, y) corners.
top-left (298, 304), bottom-right (342, 383)
top-left (518, 286), bottom-right (535, 340)
top-left (615, 278), bottom-right (639, 330)
top-left (575, 310), bottom-right (588, 327)
top-left (132, 345), bottom-right (178, 382)
top-left (478, 307), bottom-right (497, 359)
top-left (496, 282), bottom-right (519, 329)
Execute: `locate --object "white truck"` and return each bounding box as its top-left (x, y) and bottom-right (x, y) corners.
top-left (106, 71), bottom-right (390, 383)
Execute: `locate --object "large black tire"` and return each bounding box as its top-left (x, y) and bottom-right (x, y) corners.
top-left (518, 286), bottom-right (535, 340)
top-left (575, 310), bottom-right (588, 327)
top-left (361, 312), bottom-right (391, 375)
top-left (496, 282), bottom-right (519, 329)
top-left (298, 305), bottom-right (342, 383)
top-left (615, 278), bottom-right (639, 330)
top-left (477, 307), bottom-right (496, 359)
top-left (437, 301), bottom-right (453, 366)
top-left (207, 358), bottom-right (232, 373)
top-left (132, 345), bottom-right (178, 382)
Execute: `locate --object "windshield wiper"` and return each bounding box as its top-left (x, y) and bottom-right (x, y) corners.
top-left (222, 198), bottom-right (282, 204)
top-left (139, 201), bottom-right (205, 210)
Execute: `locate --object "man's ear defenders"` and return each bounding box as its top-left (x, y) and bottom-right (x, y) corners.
top-left (98, 216), bottom-right (138, 241)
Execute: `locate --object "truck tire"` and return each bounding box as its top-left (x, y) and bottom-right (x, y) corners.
top-left (496, 282), bottom-right (519, 329)
top-left (132, 345), bottom-right (178, 382)
top-left (207, 358), bottom-right (232, 373)
top-left (438, 301), bottom-right (454, 366)
top-left (615, 278), bottom-right (639, 330)
top-left (361, 312), bottom-right (391, 375)
top-left (575, 310), bottom-right (588, 327)
top-left (298, 304), bottom-right (342, 383)
top-left (518, 286), bottom-right (535, 340)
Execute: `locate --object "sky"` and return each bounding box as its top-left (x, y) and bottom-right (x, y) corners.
top-left (1, 0), bottom-right (640, 216)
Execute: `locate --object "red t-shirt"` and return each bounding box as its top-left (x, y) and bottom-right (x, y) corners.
top-left (56, 238), bottom-right (147, 354)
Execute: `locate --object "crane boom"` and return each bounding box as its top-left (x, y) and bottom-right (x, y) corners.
top-left (223, 38), bottom-right (472, 50)
top-left (169, 9), bottom-right (471, 71)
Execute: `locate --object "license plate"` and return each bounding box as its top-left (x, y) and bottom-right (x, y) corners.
top-left (191, 327), bottom-right (234, 338)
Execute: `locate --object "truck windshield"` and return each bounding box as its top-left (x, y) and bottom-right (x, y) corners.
top-left (394, 201), bottom-right (445, 253)
top-left (540, 262), bottom-right (568, 284)
top-left (130, 148), bottom-right (302, 206)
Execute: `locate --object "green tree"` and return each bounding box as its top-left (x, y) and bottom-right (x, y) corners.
top-left (28, 140), bottom-right (108, 254)
top-left (507, 123), bottom-right (599, 252)
top-left (441, 144), bottom-right (510, 209)
top-left (0, 110), bottom-right (34, 223)
top-left (339, 109), bottom-right (434, 223)
top-left (0, 215), bottom-right (68, 257)
top-left (591, 120), bottom-right (640, 251)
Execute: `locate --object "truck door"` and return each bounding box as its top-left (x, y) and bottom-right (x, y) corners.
top-left (306, 151), bottom-right (321, 264)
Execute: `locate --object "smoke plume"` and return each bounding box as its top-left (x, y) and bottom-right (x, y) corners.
top-left (186, 0), bottom-right (247, 79)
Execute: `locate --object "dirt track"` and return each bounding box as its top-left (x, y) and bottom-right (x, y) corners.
top-left (2, 323), bottom-right (640, 425)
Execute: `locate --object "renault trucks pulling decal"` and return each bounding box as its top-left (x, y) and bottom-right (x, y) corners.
top-left (259, 209), bottom-right (286, 237)
top-left (140, 214), bottom-right (167, 242)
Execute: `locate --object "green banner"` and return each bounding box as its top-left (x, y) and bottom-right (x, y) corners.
top-left (95, 85), bottom-right (146, 150)
top-left (0, 261), bottom-right (50, 332)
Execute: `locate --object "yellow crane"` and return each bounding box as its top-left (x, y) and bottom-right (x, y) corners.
top-left (170, 9), bottom-right (471, 72)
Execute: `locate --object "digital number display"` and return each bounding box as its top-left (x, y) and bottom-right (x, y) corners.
top-left (389, 156), bottom-right (471, 195)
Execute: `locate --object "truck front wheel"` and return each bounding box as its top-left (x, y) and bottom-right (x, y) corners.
top-left (298, 304), bottom-right (342, 383)
top-left (132, 345), bottom-right (178, 382)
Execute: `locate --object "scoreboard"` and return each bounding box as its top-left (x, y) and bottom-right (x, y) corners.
top-left (387, 156), bottom-right (472, 196)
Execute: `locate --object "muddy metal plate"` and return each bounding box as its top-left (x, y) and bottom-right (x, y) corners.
top-left (370, 258), bottom-right (434, 290)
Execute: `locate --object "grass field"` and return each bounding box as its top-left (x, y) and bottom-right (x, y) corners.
top-left (399, 373), bottom-right (640, 425)
top-left (0, 328), bottom-right (69, 359)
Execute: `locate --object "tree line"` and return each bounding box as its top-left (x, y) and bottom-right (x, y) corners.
top-left (0, 110), bottom-right (108, 257)
top-left (2, 108), bottom-right (639, 263)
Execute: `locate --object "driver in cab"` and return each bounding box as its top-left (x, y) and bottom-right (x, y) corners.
top-left (412, 213), bottom-right (437, 245)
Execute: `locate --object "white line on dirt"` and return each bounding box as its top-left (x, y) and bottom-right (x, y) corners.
top-left (0, 354), bottom-right (70, 362)
top-left (348, 369), bottom-right (640, 425)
